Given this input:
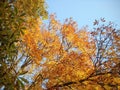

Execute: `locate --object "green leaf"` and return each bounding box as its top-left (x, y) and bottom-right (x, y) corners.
top-left (20, 29), bottom-right (25, 35)
top-left (9, 40), bottom-right (19, 48)
top-left (17, 78), bottom-right (25, 89)
top-left (19, 71), bottom-right (28, 75)
top-left (14, 6), bottom-right (18, 15)
top-left (19, 77), bottom-right (29, 84)
top-left (20, 13), bottom-right (26, 17)
top-left (18, 18), bottom-right (25, 22)
top-left (3, 2), bottom-right (8, 8)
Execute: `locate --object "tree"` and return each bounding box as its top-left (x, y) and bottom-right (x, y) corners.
top-left (0, 1), bottom-right (119, 89)
top-left (22, 15), bottom-right (120, 90)
top-left (0, 0), bottom-right (47, 89)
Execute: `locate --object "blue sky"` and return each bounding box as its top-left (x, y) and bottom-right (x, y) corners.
top-left (46, 0), bottom-right (120, 29)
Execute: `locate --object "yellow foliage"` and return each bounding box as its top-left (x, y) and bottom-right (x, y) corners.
top-left (21, 16), bottom-right (96, 88)
top-left (21, 16), bottom-right (120, 90)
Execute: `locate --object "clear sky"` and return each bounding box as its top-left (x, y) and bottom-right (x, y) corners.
top-left (46, 0), bottom-right (120, 29)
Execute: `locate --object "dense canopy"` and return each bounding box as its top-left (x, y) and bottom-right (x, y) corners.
top-left (0, 0), bottom-right (120, 90)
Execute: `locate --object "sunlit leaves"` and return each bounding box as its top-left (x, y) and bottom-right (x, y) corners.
top-left (18, 10), bottom-right (120, 89)
top-left (21, 14), bottom-right (97, 89)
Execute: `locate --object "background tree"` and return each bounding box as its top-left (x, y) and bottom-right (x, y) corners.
top-left (0, 0), bottom-right (47, 89)
top-left (22, 15), bottom-right (120, 90)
